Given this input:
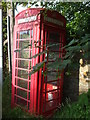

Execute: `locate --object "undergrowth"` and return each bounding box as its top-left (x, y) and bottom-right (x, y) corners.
top-left (2, 74), bottom-right (90, 119)
top-left (53, 89), bottom-right (90, 118)
top-left (2, 74), bottom-right (42, 119)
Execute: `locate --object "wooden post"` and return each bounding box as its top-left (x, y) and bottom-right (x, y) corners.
top-left (7, 16), bottom-right (12, 75)
top-left (7, 1), bottom-right (14, 68)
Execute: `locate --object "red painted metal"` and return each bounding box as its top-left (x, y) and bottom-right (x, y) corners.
top-left (11, 8), bottom-right (66, 116)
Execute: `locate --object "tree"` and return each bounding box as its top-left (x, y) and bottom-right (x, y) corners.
top-left (3, 1), bottom-right (90, 79)
top-left (2, 2), bottom-right (8, 79)
top-left (17, 1), bottom-right (90, 73)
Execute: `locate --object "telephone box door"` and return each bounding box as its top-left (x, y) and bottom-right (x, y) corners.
top-left (11, 23), bottom-right (40, 113)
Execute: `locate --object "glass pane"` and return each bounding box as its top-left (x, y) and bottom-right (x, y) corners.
top-left (47, 71), bottom-right (57, 81)
top-left (46, 32), bottom-right (60, 83)
top-left (48, 52), bottom-right (59, 61)
top-left (49, 32), bottom-right (60, 43)
top-left (49, 44), bottom-right (59, 51)
top-left (17, 88), bottom-right (27, 99)
top-left (18, 80), bottom-right (28, 89)
top-left (48, 32), bottom-right (60, 52)
top-left (47, 62), bottom-right (57, 71)
top-left (18, 69), bottom-right (29, 79)
top-left (47, 32), bottom-right (60, 51)
top-left (42, 91), bottom-right (58, 112)
top-left (31, 29), bottom-right (33, 38)
top-left (18, 60), bottom-right (29, 69)
top-left (19, 41), bottom-right (30, 49)
top-left (16, 97), bottom-right (27, 109)
top-left (31, 40), bottom-right (32, 49)
top-left (17, 32), bottom-right (19, 39)
top-left (16, 41), bottom-right (18, 48)
top-left (18, 50), bottom-right (30, 59)
top-left (20, 30), bottom-right (30, 39)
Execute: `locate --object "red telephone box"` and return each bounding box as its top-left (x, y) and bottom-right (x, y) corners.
top-left (11, 8), bottom-right (66, 116)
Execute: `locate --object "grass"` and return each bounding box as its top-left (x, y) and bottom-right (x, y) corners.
top-left (2, 74), bottom-right (90, 119)
top-left (53, 89), bottom-right (90, 118)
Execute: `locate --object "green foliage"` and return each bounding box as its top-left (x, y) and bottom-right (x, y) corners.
top-left (53, 2), bottom-right (90, 41)
top-left (29, 60), bottom-right (47, 76)
top-left (2, 2), bottom-right (7, 41)
top-left (2, 2), bottom-right (9, 80)
top-left (53, 89), bottom-right (90, 118)
top-left (3, 73), bottom-right (90, 118)
top-left (26, 34), bottom-right (90, 76)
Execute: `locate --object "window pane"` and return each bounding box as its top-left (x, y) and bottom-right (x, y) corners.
top-left (45, 32), bottom-right (60, 86)
top-left (16, 50), bottom-right (29, 59)
top-left (47, 71), bottom-right (57, 81)
top-left (48, 51), bottom-right (59, 61)
top-left (17, 89), bottom-right (27, 99)
top-left (49, 32), bottom-right (60, 43)
top-left (20, 30), bottom-right (30, 39)
top-left (47, 32), bottom-right (60, 51)
top-left (18, 69), bottom-right (28, 79)
top-left (19, 41), bottom-right (29, 49)
top-left (18, 60), bottom-right (29, 69)
top-left (18, 79), bottom-right (28, 89)
top-left (31, 29), bottom-right (33, 38)
top-left (17, 32), bottom-right (19, 39)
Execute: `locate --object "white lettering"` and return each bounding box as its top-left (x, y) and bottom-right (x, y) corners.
top-left (18, 15), bottom-right (37, 24)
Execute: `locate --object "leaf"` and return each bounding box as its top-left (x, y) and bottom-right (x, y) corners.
top-left (64, 51), bottom-right (73, 59)
top-left (14, 49), bottom-right (21, 52)
top-left (80, 37), bottom-right (90, 45)
top-left (29, 50), bottom-right (47, 59)
top-left (29, 60), bottom-right (47, 76)
top-left (68, 39), bottom-right (78, 46)
top-left (47, 58), bottom-right (62, 70)
top-left (47, 43), bottom-right (60, 48)
top-left (63, 39), bottom-right (78, 49)
top-left (81, 41), bottom-right (90, 51)
top-left (14, 44), bottom-right (32, 52)
top-left (66, 46), bottom-right (81, 52)
top-left (34, 60), bottom-right (46, 70)
top-left (68, 62), bottom-right (79, 71)
top-left (59, 59), bottom-right (71, 70)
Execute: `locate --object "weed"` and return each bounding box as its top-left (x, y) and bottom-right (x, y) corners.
top-left (53, 90), bottom-right (90, 118)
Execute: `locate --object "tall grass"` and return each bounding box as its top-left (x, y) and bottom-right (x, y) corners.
top-left (2, 74), bottom-right (90, 118)
top-left (53, 89), bottom-right (90, 118)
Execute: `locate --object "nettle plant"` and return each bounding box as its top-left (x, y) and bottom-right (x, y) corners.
top-left (15, 34), bottom-right (90, 78)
